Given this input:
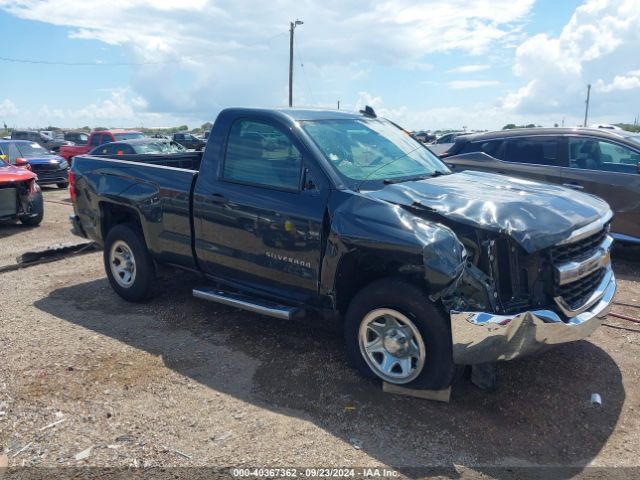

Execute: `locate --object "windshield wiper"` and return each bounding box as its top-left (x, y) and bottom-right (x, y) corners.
top-left (382, 170), bottom-right (448, 185)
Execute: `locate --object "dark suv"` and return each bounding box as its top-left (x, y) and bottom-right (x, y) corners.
top-left (443, 128), bottom-right (640, 243)
top-left (11, 130), bottom-right (72, 152)
top-left (172, 132), bottom-right (205, 151)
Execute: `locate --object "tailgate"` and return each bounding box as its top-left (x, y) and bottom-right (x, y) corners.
top-left (0, 188), bottom-right (17, 218)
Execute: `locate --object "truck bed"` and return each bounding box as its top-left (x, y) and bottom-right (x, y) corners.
top-left (84, 151), bottom-right (203, 171)
top-left (72, 153), bottom-right (202, 270)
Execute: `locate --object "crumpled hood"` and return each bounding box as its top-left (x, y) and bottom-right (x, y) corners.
top-left (366, 171), bottom-right (611, 253)
top-left (0, 163), bottom-right (38, 183)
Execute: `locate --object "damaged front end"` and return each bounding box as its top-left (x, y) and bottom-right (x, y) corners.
top-left (366, 171), bottom-right (616, 365)
top-left (0, 179), bottom-right (42, 222)
top-left (437, 215), bottom-right (615, 365)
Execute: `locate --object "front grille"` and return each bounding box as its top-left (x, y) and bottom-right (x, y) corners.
top-left (550, 227), bottom-right (607, 264)
top-left (31, 163), bottom-right (65, 173)
top-left (551, 227), bottom-right (608, 315)
top-left (555, 268), bottom-right (605, 310)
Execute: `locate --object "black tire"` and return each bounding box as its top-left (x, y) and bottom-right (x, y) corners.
top-left (20, 192), bottom-right (44, 227)
top-left (344, 278), bottom-right (456, 390)
top-left (103, 224), bottom-right (156, 302)
top-left (57, 182), bottom-right (69, 189)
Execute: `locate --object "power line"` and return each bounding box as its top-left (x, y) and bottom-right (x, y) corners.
top-left (296, 51), bottom-right (316, 104)
top-left (0, 31), bottom-right (288, 67)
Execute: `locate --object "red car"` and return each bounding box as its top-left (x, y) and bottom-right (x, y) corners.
top-left (0, 156), bottom-right (44, 226)
top-left (59, 129), bottom-right (144, 162)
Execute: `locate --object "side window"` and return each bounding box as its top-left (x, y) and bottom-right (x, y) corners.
top-left (460, 140), bottom-right (505, 159)
top-left (116, 145), bottom-right (135, 155)
top-left (14, 132), bottom-right (27, 140)
top-left (89, 134), bottom-right (102, 147)
top-left (102, 144), bottom-right (116, 154)
top-left (100, 134), bottom-right (113, 145)
top-left (223, 120), bottom-right (303, 191)
top-left (175, 134), bottom-right (184, 141)
top-left (569, 138), bottom-right (640, 174)
top-left (6, 143), bottom-right (22, 163)
top-left (505, 137), bottom-right (558, 165)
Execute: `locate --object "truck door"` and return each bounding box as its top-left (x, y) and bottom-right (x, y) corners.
top-left (193, 118), bottom-right (329, 303)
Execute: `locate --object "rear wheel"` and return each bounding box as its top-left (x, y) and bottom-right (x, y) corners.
top-left (344, 278), bottom-right (455, 389)
top-left (57, 182), bottom-right (69, 189)
top-left (104, 224), bottom-right (156, 302)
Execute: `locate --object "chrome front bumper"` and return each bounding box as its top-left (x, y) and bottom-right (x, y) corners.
top-left (450, 267), bottom-right (616, 365)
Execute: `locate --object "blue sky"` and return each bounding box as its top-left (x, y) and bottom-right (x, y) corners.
top-left (1, 0), bottom-right (639, 131)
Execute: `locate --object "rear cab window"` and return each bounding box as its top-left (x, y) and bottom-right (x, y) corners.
top-left (89, 134), bottom-right (102, 147)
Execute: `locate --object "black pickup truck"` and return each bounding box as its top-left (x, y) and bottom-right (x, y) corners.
top-left (70, 107), bottom-right (616, 390)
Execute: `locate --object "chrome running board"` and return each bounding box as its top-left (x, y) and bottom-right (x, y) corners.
top-left (193, 288), bottom-right (300, 320)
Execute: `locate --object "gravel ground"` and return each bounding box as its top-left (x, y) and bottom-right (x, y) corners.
top-left (0, 186), bottom-right (79, 268)
top-left (0, 190), bottom-right (639, 478)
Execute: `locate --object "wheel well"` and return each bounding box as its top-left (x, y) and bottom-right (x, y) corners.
top-left (100, 203), bottom-right (143, 240)
top-left (334, 253), bottom-right (427, 314)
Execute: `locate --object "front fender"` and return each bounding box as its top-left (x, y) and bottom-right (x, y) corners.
top-left (320, 193), bottom-right (466, 302)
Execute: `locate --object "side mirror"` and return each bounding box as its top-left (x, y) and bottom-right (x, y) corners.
top-left (302, 167), bottom-right (317, 191)
top-left (15, 157), bottom-right (31, 170)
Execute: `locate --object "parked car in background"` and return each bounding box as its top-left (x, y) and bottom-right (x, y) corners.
top-left (64, 131), bottom-right (89, 146)
top-left (427, 131), bottom-right (470, 156)
top-left (0, 140), bottom-right (69, 188)
top-left (443, 127), bottom-right (640, 244)
top-left (89, 138), bottom-right (186, 155)
top-left (413, 131), bottom-right (436, 143)
top-left (39, 130), bottom-right (62, 141)
top-left (59, 129), bottom-right (144, 162)
top-left (11, 130), bottom-right (72, 152)
top-left (173, 132), bottom-right (206, 151)
top-left (0, 155), bottom-right (43, 226)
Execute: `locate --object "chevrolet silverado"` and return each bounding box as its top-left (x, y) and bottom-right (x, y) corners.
top-left (69, 107), bottom-right (616, 390)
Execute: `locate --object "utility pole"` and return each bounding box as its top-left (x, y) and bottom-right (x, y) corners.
top-left (583, 84), bottom-right (591, 127)
top-left (337, 100), bottom-right (340, 110)
top-left (288, 19), bottom-right (304, 107)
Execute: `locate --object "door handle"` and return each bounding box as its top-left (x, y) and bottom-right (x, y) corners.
top-left (562, 183), bottom-right (584, 190)
top-left (447, 163), bottom-right (456, 169)
top-left (210, 193), bottom-right (228, 203)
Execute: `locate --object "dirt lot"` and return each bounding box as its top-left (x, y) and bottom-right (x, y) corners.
top-left (1, 188), bottom-right (639, 478)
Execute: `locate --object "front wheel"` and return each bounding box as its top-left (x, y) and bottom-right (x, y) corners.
top-left (103, 224), bottom-right (156, 302)
top-left (344, 278), bottom-right (455, 390)
top-left (57, 182), bottom-right (69, 189)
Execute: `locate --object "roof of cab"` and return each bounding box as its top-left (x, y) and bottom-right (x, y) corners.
top-left (219, 107), bottom-right (368, 122)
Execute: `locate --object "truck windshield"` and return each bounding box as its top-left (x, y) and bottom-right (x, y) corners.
top-left (115, 133), bottom-right (144, 141)
top-left (301, 118), bottom-right (448, 187)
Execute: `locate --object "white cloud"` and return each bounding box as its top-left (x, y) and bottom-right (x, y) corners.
top-left (503, 0), bottom-right (640, 119)
top-left (0, 99), bottom-right (18, 117)
top-left (0, 0), bottom-right (535, 122)
top-left (448, 80), bottom-right (500, 89)
top-left (595, 71), bottom-right (640, 92)
top-left (448, 64), bottom-right (490, 73)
